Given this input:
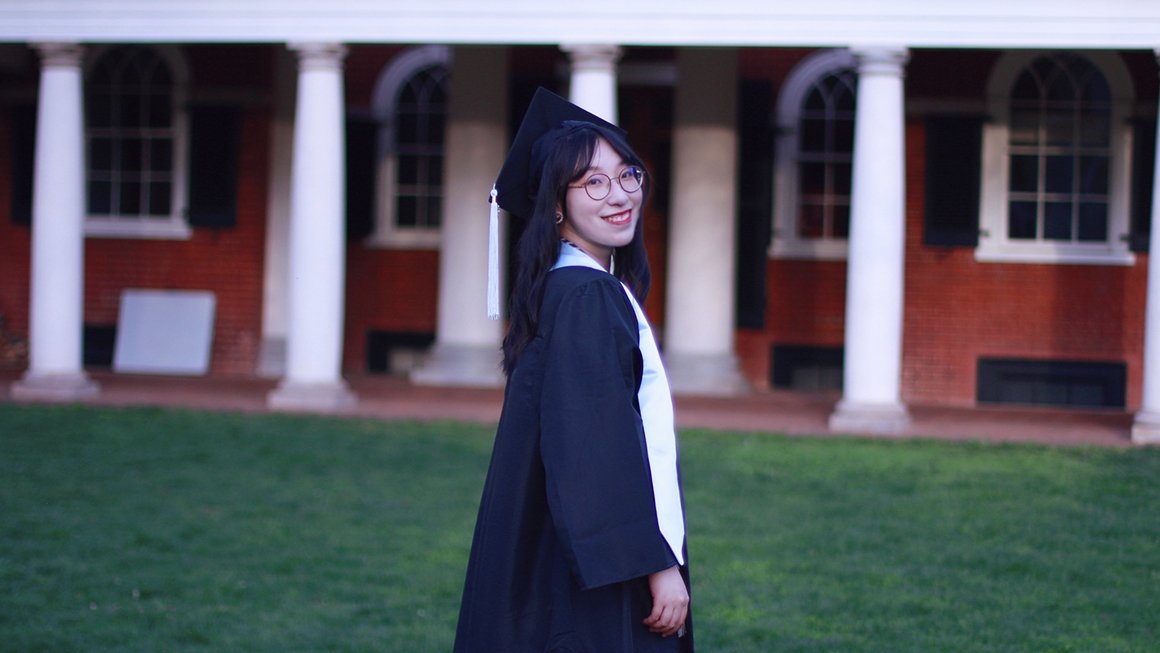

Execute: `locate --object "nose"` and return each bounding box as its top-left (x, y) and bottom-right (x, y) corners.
top-left (606, 179), bottom-right (631, 205)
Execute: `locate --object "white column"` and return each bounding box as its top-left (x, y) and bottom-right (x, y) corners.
top-left (664, 48), bottom-right (748, 396)
top-left (561, 44), bottom-right (621, 123)
top-left (258, 47), bottom-right (297, 377)
top-left (411, 46), bottom-right (508, 387)
top-left (11, 43), bottom-right (99, 401)
top-left (828, 47), bottom-right (911, 435)
top-left (1131, 51), bottom-right (1160, 444)
top-left (268, 43), bottom-right (355, 411)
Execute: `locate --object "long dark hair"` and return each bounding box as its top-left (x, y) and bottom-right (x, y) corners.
top-left (501, 123), bottom-right (652, 377)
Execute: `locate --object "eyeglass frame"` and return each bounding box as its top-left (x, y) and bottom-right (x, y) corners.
top-left (567, 166), bottom-right (646, 201)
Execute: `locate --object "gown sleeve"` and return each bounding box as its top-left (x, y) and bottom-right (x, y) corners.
top-left (539, 277), bottom-right (679, 590)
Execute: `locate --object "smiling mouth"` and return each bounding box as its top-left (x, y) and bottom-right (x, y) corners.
top-left (603, 211), bottom-right (632, 225)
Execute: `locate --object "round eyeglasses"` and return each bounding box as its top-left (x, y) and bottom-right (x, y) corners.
top-left (568, 167), bottom-right (645, 201)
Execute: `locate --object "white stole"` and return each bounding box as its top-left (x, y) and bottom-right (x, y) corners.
top-left (552, 243), bottom-right (686, 564)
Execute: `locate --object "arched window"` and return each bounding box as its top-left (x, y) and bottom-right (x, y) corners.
top-left (85, 45), bottom-right (190, 239)
top-left (368, 45), bottom-right (450, 249)
top-left (977, 51), bottom-right (1134, 265)
top-left (771, 49), bottom-right (856, 260)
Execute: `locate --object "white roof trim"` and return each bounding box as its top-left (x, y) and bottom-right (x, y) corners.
top-left (2, 0), bottom-right (1158, 49)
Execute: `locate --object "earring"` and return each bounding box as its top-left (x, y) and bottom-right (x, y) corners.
top-left (554, 211), bottom-right (564, 225)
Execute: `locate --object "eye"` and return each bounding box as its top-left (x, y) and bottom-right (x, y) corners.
top-left (586, 174), bottom-right (610, 189)
top-left (620, 167), bottom-right (643, 183)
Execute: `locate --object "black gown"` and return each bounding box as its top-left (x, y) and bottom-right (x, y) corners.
top-left (453, 266), bottom-right (693, 653)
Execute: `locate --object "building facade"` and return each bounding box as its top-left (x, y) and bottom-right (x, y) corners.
top-left (2, 1), bottom-right (1160, 441)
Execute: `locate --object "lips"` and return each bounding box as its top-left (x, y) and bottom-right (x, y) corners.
top-left (603, 210), bottom-right (633, 226)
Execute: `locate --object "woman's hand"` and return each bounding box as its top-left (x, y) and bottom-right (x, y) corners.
top-left (643, 565), bottom-right (688, 637)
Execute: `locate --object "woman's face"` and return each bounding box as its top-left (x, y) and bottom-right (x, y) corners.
top-left (559, 137), bottom-right (642, 269)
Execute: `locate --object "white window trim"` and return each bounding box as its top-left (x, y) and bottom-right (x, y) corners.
top-left (976, 50), bottom-right (1135, 267)
top-left (83, 44), bottom-right (191, 240)
top-left (770, 48), bottom-right (855, 261)
top-left (365, 44), bottom-right (450, 250)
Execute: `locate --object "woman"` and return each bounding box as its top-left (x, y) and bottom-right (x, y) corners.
top-left (454, 88), bottom-right (693, 653)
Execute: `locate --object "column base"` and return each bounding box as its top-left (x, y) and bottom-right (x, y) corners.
top-left (257, 337), bottom-right (286, 379)
top-left (410, 343), bottom-right (504, 388)
top-left (1130, 410), bottom-right (1160, 445)
top-left (664, 352), bottom-right (749, 397)
top-left (268, 379), bottom-right (356, 412)
top-left (10, 371), bottom-right (100, 402)
top-left (828, 399), bottom-right (911, 436)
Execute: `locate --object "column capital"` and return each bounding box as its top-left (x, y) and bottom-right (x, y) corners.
top-left (288, 42), bottom-right (348, 70)
top-left (560, 43), bottom-right (623, 72)
top-left (849, 46), bottom-right (910, 76)
top-left (32, 42), bottom-right (84, 67)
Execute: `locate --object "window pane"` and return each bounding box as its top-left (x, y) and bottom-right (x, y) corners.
top-left (1078, 109), bottom-right (1109, 146)
top-left (1009, 201), bottom-right (1037, 239)
top-left (150, 139), bottom-right (173, 173)
top-left (1012, 71), bottom-right (1040, 100)
top-left (832, 203), bottom-right (850, 239)
top-left (1044, 202), bottom-right (1072, 240)
top-left (119, 94), bottom-right (142, 128)
top-left (798, 203), bottom-right (824, 238)
top-left (147, 93), bottom-right (171, 128)
top-left (1045, 72), bottom-right (1076, 103)
top-left (1009, 155), bottom-right (1038, 193)
top-left (426, 196), bottom-right (442, 228)
top-left (799, 162), bottom-right (825, 195)
top-left (1009, 109), bottom-right (1039, 146)
top-left (122, 138), bottom-right (144, 172)
top-left (803, 87), bottom-right (825, 112)
top-left (90, 138), bottom-right (114, 171)
top-left (1043, 110), bottom-right (1073, 146)
top-left (88, 180), bottom-right (112, 214)
top-left (832, 162), bottom-right (852, 196)
top-left (396, 196), bottom-right (418, 227)
top-left (398, 155), bottom-right (419, 184)
top-left (89, 92), bottom-right (113, 128)
top-left (1078, 202), bottom-right (1107, 241)
top-left (833, 118), bottom-right (854, 152)
top-left (427, 155), bottom-right (443, 186)
top-left (120, 181), bottom-right (142, 215)
top-left (148, 182), bottom-right (171, 215)
top-left (396, 113), bottom-right (418, 145)
top-left (800, 118), bottom-right (826, 153)
top-left (428, 112), bottom-right (446, 146)
top-left (1044, 156), bottom-right (1073, 194)
top-left (1078, 156), bottom-right (1108, 195)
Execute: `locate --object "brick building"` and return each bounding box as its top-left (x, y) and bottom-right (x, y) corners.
top-left (2, 1), bottom-right (1160, 442)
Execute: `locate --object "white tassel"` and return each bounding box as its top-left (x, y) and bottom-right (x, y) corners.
top-left (487, 185), bottom-right (501, 320)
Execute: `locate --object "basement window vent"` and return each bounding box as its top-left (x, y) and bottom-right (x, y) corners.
top-left (83, 324), bottom-right (117, 368)
top-left (771, 345), bottom-right (843, 392)
top-left (976, 358), bottom-right (1125, 409)
top-left (366, 330), bottom-right (435, 375)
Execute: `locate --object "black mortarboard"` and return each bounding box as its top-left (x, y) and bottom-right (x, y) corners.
top-left (487, 87), bottom-right (624, 319)
top-left (493, 87), bottom-right (625, 222)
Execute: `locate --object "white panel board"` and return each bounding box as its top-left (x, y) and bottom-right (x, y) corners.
top-left (113, 289), bottom-right (216, 375)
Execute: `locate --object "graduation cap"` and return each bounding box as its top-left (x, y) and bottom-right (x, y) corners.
top-left (487, 87), bottom-right (625, 319)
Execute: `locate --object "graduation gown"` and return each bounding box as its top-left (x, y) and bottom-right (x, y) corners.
top-left (453, 265), bottom-right (694, 653)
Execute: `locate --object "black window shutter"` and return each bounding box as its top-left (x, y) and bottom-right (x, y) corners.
top-left (736, 79), bottom-right (774, 329)
top-left (923, 115), bottom-right (984, 247)
top-left (1129, 116), bottom-right (1156, 253)
top-left (186, 104), bottom-right (241, 229)
top-left (9, 103), bottom-right (35, 226)
top-left (345, 115), bottom-right (377, 242)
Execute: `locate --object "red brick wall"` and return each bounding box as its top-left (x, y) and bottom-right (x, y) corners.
top-left (82, 108), bottom-right (272, 376)
top-left (902, 120), bottom-right (1147, 407)
top-left (341, 45), bottom-right (441, 373)
top-left (0, 106), bottom-right (32, 367)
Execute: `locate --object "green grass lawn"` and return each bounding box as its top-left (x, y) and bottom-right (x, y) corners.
top-left (1, 404), bottom-right (1158, 652)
